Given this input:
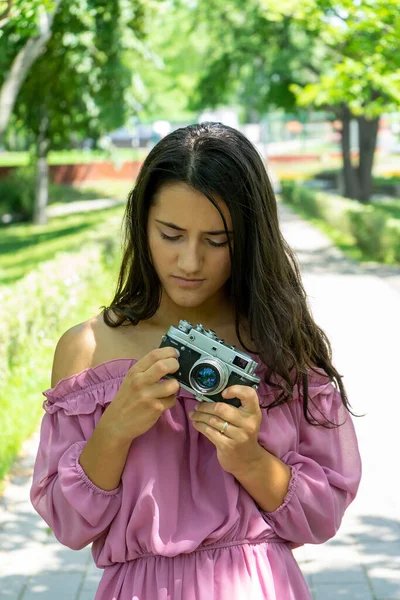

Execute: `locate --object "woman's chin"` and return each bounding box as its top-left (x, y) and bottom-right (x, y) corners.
top-left (164, 286), bottom-right (209, 307)
top-left (170, 292), bottom-right (206, 308)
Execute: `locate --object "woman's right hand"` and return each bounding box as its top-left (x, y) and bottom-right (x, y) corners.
top-left (99, 347), bottom-right (181, 444)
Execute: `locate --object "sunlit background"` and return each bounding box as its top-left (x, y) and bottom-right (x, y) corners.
top-left (0, 1), bottom-right (399, 598)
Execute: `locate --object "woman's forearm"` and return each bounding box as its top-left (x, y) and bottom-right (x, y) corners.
top-left (232, 444), bottom-right (292, 513)
top-left (79, 419), bottom-right (133, 491)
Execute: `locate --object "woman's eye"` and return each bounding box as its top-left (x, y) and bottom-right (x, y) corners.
top-left (159, 231), bottom-right (229, 247)
top-left (208, 240), bottom-right (229, 247)
top-left (160, 232), bottom-right (181, 242)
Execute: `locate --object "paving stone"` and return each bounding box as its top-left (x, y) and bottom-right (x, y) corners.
top-left (78, 592), bottom-right (96, 600)
top-left (21, 571), bottom-right (85, 599)
top-left (297, 540), bottom-right (367, 585)
top-left (313, 582), bottom-right (374, 600)
top-left (80, 565), bottom-right (102, 594)
top-left (0, 541), bottom-right (88, 579)
top-left (46, 198), bottom-right (125, 218)
top-left (0, 576), bottom-right (27, 598)
top-left (367, 565), bottom-right (400, 599)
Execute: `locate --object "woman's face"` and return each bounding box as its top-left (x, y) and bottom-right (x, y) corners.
top-left (147, 181), bottom-right (233, 311)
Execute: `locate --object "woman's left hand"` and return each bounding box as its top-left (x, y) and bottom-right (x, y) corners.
top-left (188, 385), bottom-right (263, 475)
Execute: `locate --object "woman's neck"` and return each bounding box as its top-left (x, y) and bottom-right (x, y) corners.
top-left (147, 292), bottom-right (236, 333)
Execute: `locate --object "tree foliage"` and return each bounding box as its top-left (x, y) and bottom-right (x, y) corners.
top-left (10, 0), bottom-right (152, 149)
top-left (278, 0), bottom-right (400, 119)
top-left (0, 1), bottom-right (61, 78)
top-left (0, 0), bottom-right (63, 138)
top-left (185, 0), bottom-right (400, 200)
top-left (126, 0), bottom-right (207, 122)
top-left (188, 0), bottom-right (400, 117)
top-left (1, 0), bottom-right (158, 224)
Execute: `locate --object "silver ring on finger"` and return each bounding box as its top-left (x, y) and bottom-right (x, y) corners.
top-left (220, 421), bottom-right (229, 435)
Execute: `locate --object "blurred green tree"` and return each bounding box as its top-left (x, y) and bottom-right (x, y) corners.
top-left (127, 0), bottom-right (207, 123)
top-left (189, 0), bottom-right (400, 202)
top-left (0, 0), bottom-right (63, 140)
top-left (4, 0), bottom-right (153, 224)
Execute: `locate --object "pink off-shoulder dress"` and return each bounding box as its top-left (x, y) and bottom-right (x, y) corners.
top-left (30, 358), bottom-right (361, 600)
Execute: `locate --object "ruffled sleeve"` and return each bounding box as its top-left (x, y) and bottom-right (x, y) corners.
top-left (258, 371), bottom-right (362, 547)
top-left (30, 359), bottom-right (135, 551)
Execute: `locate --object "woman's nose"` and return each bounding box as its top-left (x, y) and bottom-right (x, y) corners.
top-left (177, 242), bottom-right (203, 274)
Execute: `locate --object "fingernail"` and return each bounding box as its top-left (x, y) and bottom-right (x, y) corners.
top-left (188, 410), bottom-right (194, 417)
top-left (175, 349), bottom-right (180, 357)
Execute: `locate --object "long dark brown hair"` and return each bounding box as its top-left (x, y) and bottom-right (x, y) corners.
top-left (102, 122), bottom-right (357, 427)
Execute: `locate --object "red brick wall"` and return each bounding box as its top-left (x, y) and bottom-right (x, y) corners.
top-left (0, 154), bottom-right (359, 180)
top-left (0, 166), bottom-right (15, 178)
top-left (0, 161), bottom-right (143, 183)
top-left (268, 151), bottom-right (358, 163)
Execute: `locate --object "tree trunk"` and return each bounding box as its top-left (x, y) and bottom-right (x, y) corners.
top-left (0, 0), bottom-right (12, 28)
top-left (33, 108), bottom-right (50, 226)
top-left (0, 0), bottom-right (62, 141)
top-left (357, 115), bottom-right (379, 203)
top-left (340, 108), bottom-right (359, 199)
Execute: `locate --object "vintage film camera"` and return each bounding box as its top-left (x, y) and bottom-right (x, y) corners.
top-left (159, 320), bottom-right (261, 408)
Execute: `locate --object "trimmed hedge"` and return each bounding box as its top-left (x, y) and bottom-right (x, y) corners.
top-left (0, 222), bottom-right (123, 487)
top-left (0, 165), bottom-right (36, 222)
top-left (281, 181), bottom-right (400, 264)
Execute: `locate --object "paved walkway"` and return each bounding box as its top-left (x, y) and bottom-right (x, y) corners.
top-left (46, 198), bottom-right (125, 218)
top-left (1, 200), bottom-right (400, 599)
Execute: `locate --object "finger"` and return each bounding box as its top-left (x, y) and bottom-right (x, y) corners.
top-left (190, 411), bottom-right (242, 440)
top-left (131, 347), bottom-right (179, 375)
top-left (128, 354), bottom-right (179, 387)
top-left (222, 386), bottom-right (260, 413)
top-left (151, 377), bottom-right (180, 399)
top-left (156, 393), bottom-right (178, 411)
top-left (193, 400), bottom-right (243, 428)
top-left (192, 418), bottom-right (234, 444)
top-left (142, 357), bottom-right (180, 386)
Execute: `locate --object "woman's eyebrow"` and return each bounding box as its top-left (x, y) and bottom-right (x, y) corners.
top-left (155, 219), bottom-right (233, 236)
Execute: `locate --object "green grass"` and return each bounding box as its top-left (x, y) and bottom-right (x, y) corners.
top-left (371, 198), bottom-right (400, 220)
top-left (0, 178), bottom-right (134, 285)
top-left (0, 204), bottom-right (126, 285)
top-left (0, 152), bottom-right (30, 166)
top-left (0, 148), bottom-right (148, 166)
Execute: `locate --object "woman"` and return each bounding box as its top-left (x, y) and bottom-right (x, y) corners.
top-left (30, 122), bottom-right (362, 599)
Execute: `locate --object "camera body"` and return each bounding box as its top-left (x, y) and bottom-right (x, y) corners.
top-left (159, 320), bottom-right (261, 408)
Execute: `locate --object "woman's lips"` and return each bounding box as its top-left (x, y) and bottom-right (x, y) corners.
top-left (171, 276), bottom-right (205, 288)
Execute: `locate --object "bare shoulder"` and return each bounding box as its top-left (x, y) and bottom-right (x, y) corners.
top-left (50, 310), bottom-right (162, 388)
top-left (51, 319), bottom-right (97, 388)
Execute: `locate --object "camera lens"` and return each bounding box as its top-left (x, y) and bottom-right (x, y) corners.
top-left (189, 359), bottom-right (228, 395)
top-left (192, 365), bottom-right (219, 390)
